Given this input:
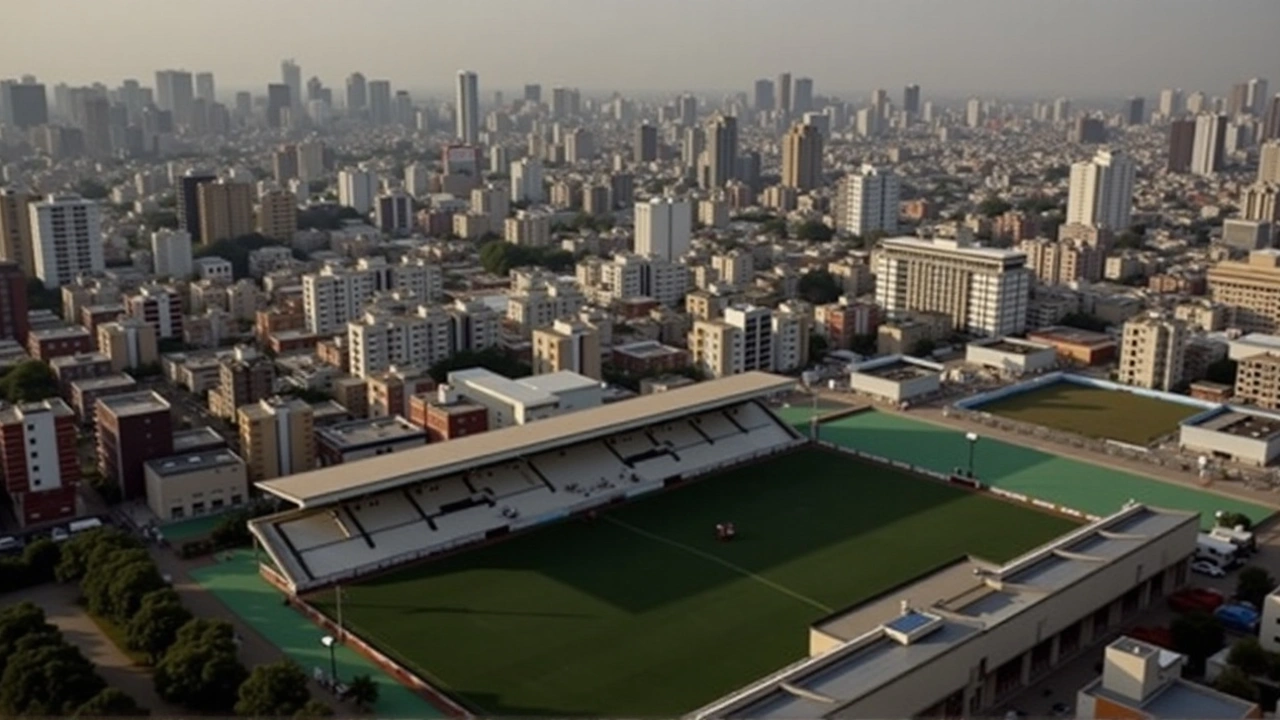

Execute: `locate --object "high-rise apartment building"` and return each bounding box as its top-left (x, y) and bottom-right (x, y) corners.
top-left (195, 72), bottom-right (216, 104)
top-left (29, 194), bottom-right (104, 288)
top-left (0, 187), bottom-right (36, 276)
top-left (1207, 249), bottom-right (1280, 332)
top-left (125, 284), bottom-right (183, 339)
top-left (6, 82), bottom-right (48, 128)
top-left (1241, 183), bottom-right (1280, 225)
top-left (0, 399), bottom-right (79, 527)
top-left (257, 186), bottom-right (297, 242)
top-left (1264, 96), bottom-right (1280, 141)
top-left (197, 180), bottom-right (254, 244)
top-left (96, 391), bottom-right (173, 500)
top-left (211, 347), bottom-right (275, 419)
top-left (903, 84), bottom-right (921, 116)
top-left (634, 197), bottom-right (692, 261)
top-left (1234, 353), bottom-right (1280, 410)
top-left (151, 229), bottom-right (193, 279)
top-left (368, 80), bottom-right (392, 125)
top-left (725, 304), bottom-right (774, 372)
top-left (792, 77), bottom-right (814, 114)
top-left (266, 83), bottom-right (291, 128)
top-left (97, 319), bottom-right (158, 373)
top-left (302, 260), bottom-right (442, 335)
top-left (510, 158), bottom-right (545, 203)
top-left (777, 72), bottom-right (792, 113)
top-left (590, 253), bottom-right (689, 308)
top-left (1191, 113), bottom-right (1227, 176)
top-left (1117, 314), bottom-right (1187, 391)
top-left (178, 170), bottom-right (216, 240)
top-left (1066, 149), bottom-right (1135, 231)
top-left (375, 191), bottom-right (413, 235)
top-left (346, 306), bottom-right (452, 379)
top-left (702, 114), bottom-right (738, 189)
top-left (0, 262), bottom-right (28, 343)
top-left (875, 237), bottom-right (1031, 336)
top-left (238, 397), bottom-right (315, 480)
top-left (781, 122), bottom-right (824, 191)
top-left (634, 123), bottom-right (658, 163)
top-left (754, 79), bottom-right (775, 111)
top-left (1258, 140), bottom-right (1280, 184)
top-left (1019, 237), bottom-right (1105, 286)
top-left (281, 59), bottom-right (302, 112)
top-left (523, 84), bottom-right (542, 104)
top-left (532, 319), bottom-right (602, 380)
top-left (456, 71), bottom-right (479, 145)
top-left (966, 98), bottom-right (984, 128)
top-left (1168, 118), bottom-right (1196, 173)
top-left (155, 70), bottom-right (194, 127)
top-left (1158, 88), bottom-right (1183, 118)
top-left (835, 165), bottom-right (900, 236)
top-left (1125, 96), bottom-right (1145, 126)
top-left (345, 72), bottom-right (367, 112)
top-left (338, 166), bottom-right (378, 214)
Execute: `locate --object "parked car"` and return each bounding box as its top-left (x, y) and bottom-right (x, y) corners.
top-left (1191, 560), bottom-right (1226, 578)
top-left (1168, 587), bottom-right (1226, 614)
top-left (1215, 603), bottom-right (1260, 634)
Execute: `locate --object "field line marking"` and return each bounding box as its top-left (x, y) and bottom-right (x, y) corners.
top-left (603, 517), bottom-right (834, 614)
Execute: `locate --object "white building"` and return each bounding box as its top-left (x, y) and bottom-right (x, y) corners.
top-left (634, 197), bottom-right (692, 260)
top-left (456, 71), bottom-right (479, 145)
top-left (506, 278), bottom-right (584, 333)
top-left (598, 253), bottom-right (689, 307)
top-left (510, 158), bottom-right (545, 203)
top-left (404, 162), bottom-right (430, 198)
top-left (194, 256), bottom-right (233, 282)
top-left (724, 304), bottom-right (774, 372)
top-left (771, 306), bottom-right (810, 372)
top-left (1066, 149), bottom-right (1135, 231)
top-left (1191, 113), bottom-right (1227, 177)
top-left (447, 298), bottom-right (501, 353)
top-left (442, 367), bottom-right (602, 429)
top-left (151, 229), bottom-right (193, 279)
top-left (29, 194), bottom-right (104, 288)
top-left (347, 306), bottom-right (452, 379)
top-left (835, 165), bottom-right (900, 236)
top-left (302, 259), bottom-right (442, 335)
top-left (296, 139), bottom-right (326, 183)
top-left (338, 167), bottom-right (378, 214)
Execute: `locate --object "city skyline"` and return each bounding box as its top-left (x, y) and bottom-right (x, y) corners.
top-left (4, 0), bottom-right (1277, 97)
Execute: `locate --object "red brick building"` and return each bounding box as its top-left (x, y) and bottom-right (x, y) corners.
top-left (28, 326), bottom-right (94, 361)
top-left (96, 391), bottom-right (173, 500)
top-left (0, 399), bottom-right (80, 527)
top-left (612, 341), bottom-right (690, 376)
top-left (421, 401), bottom-right (488, 443)
top-left (1027, 326), bottom-right (1118, 366)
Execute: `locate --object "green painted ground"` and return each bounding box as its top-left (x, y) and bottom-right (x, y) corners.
top-left (312, 449), bottom-right (1074, 717)
top-left (160, 514), bottom-right (224, 542)
top-left (975, 383), bottom-right (1205, 446)
top-left (810, 410), bottom-right (1272, 530)
top-left (188, 550), bottom-right (445, 719)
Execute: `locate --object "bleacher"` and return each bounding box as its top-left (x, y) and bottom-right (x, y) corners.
top-left (253, 399), bottom-right (804, 591)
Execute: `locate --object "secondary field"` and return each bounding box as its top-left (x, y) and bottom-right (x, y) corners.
top-left (810, 410), bottom-right (1272, 530)
top-left (976, 382), bottom-right (1203, 446)
top-left (311, 448), bottom-right (1074, 717)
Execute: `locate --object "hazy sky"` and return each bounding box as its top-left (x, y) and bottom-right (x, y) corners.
top-left (6, 0), bottom-right (1278, 97)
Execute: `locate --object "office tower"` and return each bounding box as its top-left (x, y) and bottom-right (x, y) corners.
top-left (266, 84), bottom-right (291, 128)
top-left (375, 191), bottom-right (413, 235)
top-left (1125, 96), bottom-right (1145, 126)
top-left (875, 237), bottom-right (1031, 336)
top-left (754, 79), bottom-right (775, 112)
top-left (306, 76), bottom-right (324, 103)
top-left (338, 167), bottom-right (378, 214)
top-left (456, 71), bottom-right (479, 144)
top-left (151, 229), bottom-right (193, 278)
top-left (28, 194), bottom-right (103, 288)
top-left (0, 399), bottom-right (79, 527)
top-left (1258, 140), bottom-right (1280, 184)
top-left (296, 139), bottom-right (326, 182)
top-left (1247, 78), bottom-right (1270, 117)
top-left (233, 91), bottom-right (251, 118)
top-left (98, 319), bottom-right (158, 373)
top-left (281, 59), bottom-right (302, 111)
top-left (966, 97), bottom-right (984, 127)
top-left (1191, 113), bottom-right (1227, 176)
top-left (565, 127), bottom-right (594, 164)
top-left (178, 170), bottom-right (216, 240)
top-left (550, 86), bottom-right (571, 118)
top-left (634, 122), bottom-right (658, 163)
top-left (835, 165), bottom-right (900, 236)
top-left (781, 122), bottom-right (824, 191)
top-left (1158, 88), bottom-right (1183, 117)
top-left (0, 262), bottom-right (27, 343)
top-left (903, 84), bottom-right (921, 116)
top-left (532, 320), bottom-right (601, 380)
top-left (1186, 91), bottom-right (1206, 114)
top-left (1118, 314), bottom-right (1187, 391)
top-left (634, 197), bottom-right (692, 260)
top-left (0, 188), bottom-right (36, 277)
top-left (368, 80), bottom-right (392, 125)
top-left (195, 72), bottom-right (215, 104)
top-left (257, 186), bottom-right (297, 241)
top-left (777, 72), bottom-right (792, 113)
top-left (1070, 116), bottom-right (1107, 144)
top-left (196, 180), bottom-right (254, 244)
top-left (155, 70), bottom-right (194, 128)
top-left (1228, 82), bottom-right (1251, 117)
top-left (679, 94), bottom-right (698, 127)
top-left (1066, 149), bottom-right (1136, 231)
top-left (523, 84), bottom-right (542, 104)
top-left (96, 391), bottom-right (173, 500)
top-left (1208, 250), bottom-right (1280, 332)
top-left (1265, 96), bottom-right (1280, 141)
top-left (1168, 118), bottom-right (1196, 173)
top-left (238, 398), bottom-right (314, 480)
top-left (346, 72), bottom-right (367, 112)
top-left (511, 157), bottom-right (545, 203)
top-left (7, 81), bottom-right (48, 128)
top-left (792, 78), bottom-right (813, 114)
top-left (702, 114), bottom-right (738, 189)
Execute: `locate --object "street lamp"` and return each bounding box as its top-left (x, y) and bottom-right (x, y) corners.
top-left (320, 635), bottom-right (338, 685)
top-left (965, 432), bottom-right (979, 478)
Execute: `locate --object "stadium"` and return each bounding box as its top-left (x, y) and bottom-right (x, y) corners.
top-left (248, 372), bottom-right (1206, 717)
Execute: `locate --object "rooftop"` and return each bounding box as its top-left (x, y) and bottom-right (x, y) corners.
top-left (1196, 410), bottom-right (1280, 442)
top-left (615, 340), bottom-right (685, 359)
top-left (30, 326), bottom-right (92, 339)
top-left (69, 374), bottom-right (137, 392)
top-left (1029, 325), bottom-right (1116, 347)
top-left (49, 352), bottom-right (111, 368)
top-left (97, 391), bottom-right (170, 417)
top-left (258, 372), bottom-right (794, 508)
top-left (172, 427), bottom-right (227, 453)
top-left (316, 416), bottom-right (427, 450)
top-left (970, 337), bottom-right (1053, 355)
top-left (145, 450), bottom-right (244, 479)
top-left (881, 236), bottom-right (1026, 261)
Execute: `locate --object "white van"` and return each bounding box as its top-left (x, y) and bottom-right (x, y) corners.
top-left (68, 518), bottom-right (103, 534)
top-left (1210, 526), bottom-right (1256, 555)
top-left (1196, 533), bottom-right (1239, 568)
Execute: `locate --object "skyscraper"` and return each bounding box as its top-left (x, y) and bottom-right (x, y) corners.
top-left (346, 72), bottom-right (367, 112)
top-left (1125, 96), bottom-right (1145, 126)
top-left (781, 122), bottom-right (823, 191)
top-left (523, 84), bottom-right (541, 104)
top-left (777, 72), bottom-right (792, 114)
top-left (456, 71), bottom-right (479, 145)
top-left (7, 82), bottom-right (48, 128)
top-left (0, 188), bottom-right (36, 277)
top-left (195, 72), bottom-right (216, 104)
top-left (1191, 113), bottom-right (1227, 176)
top-left (903, 84), bottom-right (921, 116)
top-left (678, 94), bottom-right (698, 128)
top-left (702, 114), bottom-right (738, 189)
top-left (1247, 78), bottom-right (1270, 117)
top-left (1158, 88), bottom-right (1183, 118)
top-left (281, 59), bottom-right (302, 112)
top-left (634, 123), bottom-right (657, 163)
top-left (1258, 140), bottom-right (1280, 184)
top-left (835, 165), bottom-right (900, 236)
top-left (338, 167), bottom-right (378, 215)
top-left (266, 84), bottom-right (291, 128)
top-left (196, 180), bottom-right (255, 244)
top-left (966, 98), bottom-right (984, 128)
top-left (178, 171), bottom-right (216, 241)
top-left (1167, 118), bottom-right (1196, 173)
top-left (753, 79), bottom-right (775, 112)
top-left (792, 77), bottom-right (814, 114)
top-left (634, 197), bottom-right (692, 260)
top-left (154, 70), bottom-right (194, 128)
top-left (1066, 149), bottom-right (1136, 231)
top-left (1263, 95), bottom-right (1280, 141)
top-left (368, 80), bottom-right (392, 125)
top-left (29, 194), bottom-right (104, 288)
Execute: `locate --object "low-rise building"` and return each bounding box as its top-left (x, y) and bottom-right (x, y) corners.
top-left (144, 450), bottom-right (249, 521)
top-left (316, 416), bottom-right (428, 466)
top-left (1180, 406), bottom-right (1280, 467)
top-left (1075, 637), bottom-right (1258, 719)
top-left (28, 326), bottom-right (93, 361)
top-left (612, 340), bottom-right (690, 376)
top-left (442, 368), bottom-right (602, 429)
top-left (1027, 326), bottom-right (1118, 366)
top-left (849, 355), bottom-right (943, 403)
top-left (965, 337), bottom-right (1058, 377)
top-left (415, 397), bottom-right (489, 442)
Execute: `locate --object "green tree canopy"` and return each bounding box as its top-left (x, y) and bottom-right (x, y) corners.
top-left (1217, 511), bottom-right (1252, 531)
top-left (795, 220), bottom-right (834, 242)
top-left (345, 674), bottom-right (380, 710)
top-left (195, 233), bottom-right (284, 279)
top-left (0, 638), bottom-right (105, 716)
top-left (234, 660), bottom-right (311, 717)
top-left (797, 269), bottom-right (842, 305)
top-left (294, 699), bottom-right (334, 719)
top-left (74, 687), bottom-right (149, 718)
top-left (56, 526), bottom-right (141, 582)
top-left (127, 590), bottom-right (194, 663)
top-left (0, 360), bottom-right (59, 403)
top-left (477, 240), bottom-right (574, 275)
top-left (1213, 665), bottom-right (1260, 702)
top-left (75, 180), bottom-right (110, 200)
top-left (1227, 637), bottom-right (1271, 676)
top-left (1171, 612), bottom-right (1225, 671)
top-left (82, 547), bottom-right (165, 622)
top-left (0, 603), bottom-right (56, 679)
top-left (154, 619), bottom-right (247, 713)
top-left (1236, 566), bottom-right (1275, 609)
top-left (978, 196), bottom-right (1013, 218)
top-left (428, 348), bottom-right (532, 383)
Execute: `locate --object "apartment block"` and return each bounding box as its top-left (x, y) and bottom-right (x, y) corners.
top-left (97, 319), bottom-right (159, 372)
top-left (0, 399), bottom-right (79, 527)
top-left (1234, 353), bottom-right (1280, 410)
top-left (532, 319), bottom-right (602, 379)
top-left (209, 346), bottom-right (276, 419)
top-left (237, 397), bottom-right (315, 480)
top-left (1207, 249), bottom-right (1280, 333)
top-left (96, 391), bottom-right (173, 500)
top-left (1117, 314), bottom-right (1187, 391)
top-left (125, 284), bottom-right (183, 339)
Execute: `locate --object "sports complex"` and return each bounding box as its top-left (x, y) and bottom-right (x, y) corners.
top-left (242, 372), bottom-right (1272, 717)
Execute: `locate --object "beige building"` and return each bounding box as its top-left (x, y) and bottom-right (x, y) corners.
top-left (257, 186), bottom-right (297, 242)
top-left (781, 121), bottom-right (823, 191)
top-left (712, 250), bottom-right (754, 288)
top-left (209, 346), bottom-right (276, 419)
top-left (1241, 183), bottom-right (1280, 224)
top-left (1207, 249), bottom-right (1280, 333)
top-left (504, 211), bottom-right (552, 246)
top-left (1018, 237), bottom-right (1103, 286)
top-left (197, 179), bottom-right (255, 244)
top-left (144, 450), bottom-right (248, 521)
top-left (97, 319), bottom-right (158, 372)
top-left (1173, 300), bottom-right (1228, 332)
top-left (1234, 353), bottom-right (1280, 410)
top-left (238, 397), bottom-right (315, 480)
top-left (688, 319), bottom-right (739, 378)
top-left (0, 188), bottom-right (36, 276)
top-left (1118, 314), bottom-right (1187, 391)
top-left (532, 319), bottom-right (602, 380)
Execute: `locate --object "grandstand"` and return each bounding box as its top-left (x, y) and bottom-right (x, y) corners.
top-left (250, 372), bottom-right (803, 592)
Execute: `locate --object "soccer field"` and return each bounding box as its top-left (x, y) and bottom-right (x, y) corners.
top-left (312, 449), bottom-right (1075, 717)
top-left (977, 382), bottom-right (1203, 445)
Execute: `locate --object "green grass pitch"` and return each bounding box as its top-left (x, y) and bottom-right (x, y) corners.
top-left (311, 448), bottom-right (1076, 717)
top-left (977, 382), bottom-right (1204, 446)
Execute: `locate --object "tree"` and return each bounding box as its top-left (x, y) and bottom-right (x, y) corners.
top-left (1059, 312), bottom-right (1109, 333)
top-left (808, 333), bottom-right (829, 362)
top-left (1205, 359), bottom-right (1239, 386)
top-left (56, 526), bottom-right (140, 582)
top-left (1236, 566), bottom-right (1275, 609)
top-left (760, 218), bottom-right (789, 237)
top-left (1228, 637), bottom-right (1271, 676)
top-left (1213, 665), bottom-right (1260, 702)
top-left (797, 269), bottom-right (842, 305)
top-left (0, 360), bottom-right (59, 403)
top-left (345, 674), bottom-right (380, 710)
top-left (234, 660), bottom-right (311, 717)
top-left (195, 233), bottom-right (283, 279)
top-left (20, 538), bottom-right (60, 584)
top-left (127, 591), bottom-right (193, 663)
top-left (477, 240), bottom-right (574, 275)
top-left (0, 639), bottom-right (105, 716)
top-left (154, 619), bottom-right (247, 713)
top-left (82, 547), bottom-right (164, 622)
top-left (911, 339), bottom-right (938, 357)
top-left (795, 220), bottom-right (834, 242)
top-left (1171, 612), bottom-right (1225, 671)
top-left (427, 348), bottom-right (531, 383)
top-left (75, 180), bottom-right (110, 200)
top-left (294, 699), bottom-right (334, 719)
top-left (1217, 511), bottom-right (1252, 531)
top-left (978, 196), bottom-right (1012, 218)
top-left (0, 603), bottom-right (55, 678)
top-left (75, 687), bottom-right (148, 717)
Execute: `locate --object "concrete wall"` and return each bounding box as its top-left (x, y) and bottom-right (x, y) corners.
top-left (850, 371), bottom-right (939, 402)
top-left (1180, 422), bottom-right (1278, 467)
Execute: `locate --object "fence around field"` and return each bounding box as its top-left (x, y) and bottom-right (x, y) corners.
top-left (953, 371), bottom-right (1220, 412)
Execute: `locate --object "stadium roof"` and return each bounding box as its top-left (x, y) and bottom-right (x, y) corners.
top-left (256, 371), bottom-right (795, 508)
